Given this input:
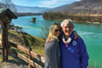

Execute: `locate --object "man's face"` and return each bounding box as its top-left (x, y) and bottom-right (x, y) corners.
top-left (62, 24), bottom-right (74, 37)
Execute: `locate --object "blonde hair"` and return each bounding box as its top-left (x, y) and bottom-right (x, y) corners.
top-left (46, 23), bottom-right (61, 43)
top-left (61, 19), bottom-right (74, 28)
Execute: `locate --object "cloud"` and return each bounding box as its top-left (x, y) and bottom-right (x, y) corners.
top-left (1, 0), bottom-right (80, 8)
top-left (41, 0), bottom-right (57, 7)
top-left (40, 0), bottom-right (80, 8)
top-left (42, 0), bottom-right (57, 4)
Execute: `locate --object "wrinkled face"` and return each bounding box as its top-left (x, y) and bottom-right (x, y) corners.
top-left (54, 28), bottom-right (61, 37)
top-left (62, 24), bottom-right (74, 37)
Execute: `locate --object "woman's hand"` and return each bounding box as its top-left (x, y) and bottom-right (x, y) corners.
top-left (74, 31), bottom-right (80, 39)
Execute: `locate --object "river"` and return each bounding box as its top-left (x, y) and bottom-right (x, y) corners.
top-left (1, 15), bottom-right (102, 68)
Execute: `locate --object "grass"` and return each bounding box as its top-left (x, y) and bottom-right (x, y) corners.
top-left (8, 29), bottom-right (45, 57)
top-left (32, 46), bottom-right (45, 57)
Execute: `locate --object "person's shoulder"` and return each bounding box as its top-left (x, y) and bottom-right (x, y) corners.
top-left (77, 37), bottom-right (84, 41)
top-left (75, 37), bottom-right (85, 46)
top-left (51, 39), bottom-right (58, 43)
top-left (45, 39), bottom-right (58, 46)
top-left (51, 39), bottom-right (59, 46)
top-left (45, 39), bottom-right (58, 50)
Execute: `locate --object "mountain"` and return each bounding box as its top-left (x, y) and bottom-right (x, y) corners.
top-left (15, 5), bottom-right (50, 13)
top-left (49, 0), bottom-right (102, 14)
top-left (0, 3), bottom-right (50, 13)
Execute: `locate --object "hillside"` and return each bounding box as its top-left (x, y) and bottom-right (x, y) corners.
top-left (0, 30), bottom-right (45, 68)
top-left (43, 0), bottom-right (102, 23)
top-left (50, 0), bottom-right (102, 14)
top-left (8, 30), bottom-right (45, 56)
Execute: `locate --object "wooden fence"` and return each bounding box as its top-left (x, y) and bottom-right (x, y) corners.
top-left (0, 8), bottom-right (45, 68)
top-left (0, 42), bottom-right (45, 68)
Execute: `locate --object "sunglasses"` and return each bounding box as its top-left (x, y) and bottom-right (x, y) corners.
top-left (55, 29), bottom-right (61, 32)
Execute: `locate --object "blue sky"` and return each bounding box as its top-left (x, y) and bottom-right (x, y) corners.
top-left (0, 0), bottom-right (80, 8)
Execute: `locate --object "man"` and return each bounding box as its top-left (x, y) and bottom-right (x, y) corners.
top-left (60, 19), bottom-right (89, 68)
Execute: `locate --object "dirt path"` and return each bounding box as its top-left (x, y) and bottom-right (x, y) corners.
top-left (0, 52), bottom-right (28, 68)
top-left (0, 62), bottom-right (28, 68)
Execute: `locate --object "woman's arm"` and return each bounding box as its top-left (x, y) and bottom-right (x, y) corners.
top-left (45, 40), bottom-right (59, 68)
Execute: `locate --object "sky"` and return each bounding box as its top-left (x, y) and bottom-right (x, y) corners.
top-left (0, 0), bottom-right (80, 8)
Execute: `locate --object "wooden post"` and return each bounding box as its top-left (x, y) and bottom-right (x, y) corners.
top-left (0, 8), bottom-right (17, 61)
top-left (0, 20), bottom-right (5, 61)
top-left (0, 17), bottom-right (11, 61)
top-left (1, 21), bottom-right (9, 61)
top-left (28, 48), bottom-right (32, 68)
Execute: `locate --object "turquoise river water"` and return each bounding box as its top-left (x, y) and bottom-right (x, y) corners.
top-left (0, 15), bottom-right (102, 68)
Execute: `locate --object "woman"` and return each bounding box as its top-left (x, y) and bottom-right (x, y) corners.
top-left (44, 23), bottom-right (61, 68)
top-left (44, 23), bottom-right (79, 68)
top-left (60, 19), bottom-right (89, 68)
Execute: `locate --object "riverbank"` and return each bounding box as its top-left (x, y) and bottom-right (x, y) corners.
top-left (14, 12), bottom-right (43, 17)
top-left (10, 15), bottom-right (102, 68)
top-left (43, 12), bottom-right (102, 24)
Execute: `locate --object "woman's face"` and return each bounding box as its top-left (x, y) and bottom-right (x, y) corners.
top-left (54, 28), bottom-right (61, 37)
top-left (62, 24), bottom-right (74, 37)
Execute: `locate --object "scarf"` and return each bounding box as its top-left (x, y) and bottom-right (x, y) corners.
top-left (62, 35), bottom-right (72, 48)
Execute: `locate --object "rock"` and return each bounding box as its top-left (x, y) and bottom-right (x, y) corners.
top-left (92, 22), bottom-right (100, 24)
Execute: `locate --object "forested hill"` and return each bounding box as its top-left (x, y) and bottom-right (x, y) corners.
top-left (49, 0), bottom-right (102, 14)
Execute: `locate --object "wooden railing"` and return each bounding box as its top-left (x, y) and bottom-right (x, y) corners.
top-left (0, 42), bottom-right (45, 68)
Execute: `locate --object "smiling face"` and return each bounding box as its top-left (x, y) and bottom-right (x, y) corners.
top-left (54, 28), bottom-right (61, 37)
top-left (62, 24), bottom-right (74, 38)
